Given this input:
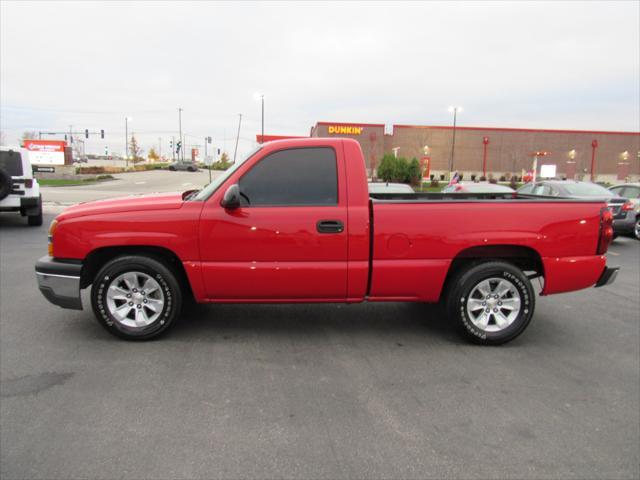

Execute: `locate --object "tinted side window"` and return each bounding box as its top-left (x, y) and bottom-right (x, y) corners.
top-left (239, 148), bottom-right (338, 206)
top-left (518, 183), bottom-right (534, 194)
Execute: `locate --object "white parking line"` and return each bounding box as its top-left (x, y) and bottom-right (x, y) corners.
top-left (182, 183), bottom-right (193, 186)
top-left (134, 181), bottom-right (146, 185)
top-left (607, 251), bottom-right (620, 256)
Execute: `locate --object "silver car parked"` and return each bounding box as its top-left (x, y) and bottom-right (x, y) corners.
top-left (609, 183), bottom-right (640, 240)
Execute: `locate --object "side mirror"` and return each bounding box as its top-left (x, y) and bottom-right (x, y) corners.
top-left (221, 184), bottom-right (241, 209)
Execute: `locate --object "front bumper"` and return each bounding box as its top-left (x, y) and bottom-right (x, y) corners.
top-left (594, 266), bottom-right (619, 288)
top-left (35, 256), bottom-right (83, 310)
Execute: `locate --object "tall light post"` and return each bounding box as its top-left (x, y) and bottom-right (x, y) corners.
top-left (178, 107), bottom-right (183, 162)
top-left (124, 117), bottom-right (132, 167)
top-left (448, 106), bottom-right (463, 176)
top-left (254, 93), bottom-right (264, 142)
top-left (234, 114), bottom-right (243, 163)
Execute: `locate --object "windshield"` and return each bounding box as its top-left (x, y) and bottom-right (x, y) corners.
top-left (562, 182), bottom-right (612, 197)
top-left (191, 146), bottom-right (262, 201)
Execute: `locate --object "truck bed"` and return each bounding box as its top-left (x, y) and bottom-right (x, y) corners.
top-left (369, 192), bottom-right (606, 203)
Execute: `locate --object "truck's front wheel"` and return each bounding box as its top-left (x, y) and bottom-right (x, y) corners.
top-left (446, 261), bottom-right (535, 345)
top-left (91, 255), bottom-right (182, 340)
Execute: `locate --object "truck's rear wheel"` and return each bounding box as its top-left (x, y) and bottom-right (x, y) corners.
top-left (446, 261), bottom-right (535, 345)
top-left (91, 255), bottom-right (182, 340)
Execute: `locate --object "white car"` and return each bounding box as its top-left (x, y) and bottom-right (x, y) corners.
top-left (0, 146), bottom-right (42, 226)
top-left (368, 182), bottom-right (415, 194)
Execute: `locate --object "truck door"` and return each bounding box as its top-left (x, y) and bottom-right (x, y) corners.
top-left (198, 146), bottom-right (348, 300)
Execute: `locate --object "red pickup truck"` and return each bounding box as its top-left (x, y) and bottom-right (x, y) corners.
top-left (35, 138), bottom-right (618, 345)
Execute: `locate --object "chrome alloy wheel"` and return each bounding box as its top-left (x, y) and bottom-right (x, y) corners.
top-left (465, 277), bottom-right (522, 332)
top-left (635, 218), bottom-right (640, 240)
top-left (105, 272), bottom-right (165, 328)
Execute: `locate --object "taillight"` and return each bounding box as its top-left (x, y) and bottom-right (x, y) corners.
top-left (24, 179), bottom-right (33, 188)
top-left (621, 201), bottom-right (634, 211)
top-left (597, 207), bottom-right (613, 255)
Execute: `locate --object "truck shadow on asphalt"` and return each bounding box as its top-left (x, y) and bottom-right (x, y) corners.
top-left (170, 301), bottom-right (464, 345)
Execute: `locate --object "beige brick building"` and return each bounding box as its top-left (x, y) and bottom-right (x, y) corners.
top-left (308, 122), bottom-right (640, 182)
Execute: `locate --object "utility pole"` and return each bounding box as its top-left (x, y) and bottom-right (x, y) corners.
top-left (171, 136), bottom-right (175, 161)
top-left (447, 106), bottom-right (462, 177)
top-left (233, 114), bottom-right (242, 163)
top-left (178, 107), bottom-right (183, 162)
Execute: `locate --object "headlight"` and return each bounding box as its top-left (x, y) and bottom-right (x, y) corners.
top-left (48, 219), bottom-right (58, 257)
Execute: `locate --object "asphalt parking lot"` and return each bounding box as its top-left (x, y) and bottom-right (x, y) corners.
top-left (1, 210), bottom-right (639, 479)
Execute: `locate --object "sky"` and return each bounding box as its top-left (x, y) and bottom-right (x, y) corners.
top-left (1, 0), bottom-right (638, 158)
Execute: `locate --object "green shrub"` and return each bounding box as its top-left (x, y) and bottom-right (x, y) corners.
top-left (377, 154), bottom-right (421, 185)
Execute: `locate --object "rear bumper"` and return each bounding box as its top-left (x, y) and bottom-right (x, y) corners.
top-left (612, 211), bottom-right (636, 234)
top-left (0, 195), bottom-right (39, 212)
top-left (594, 266), bottom-right (619, 288)
top-left (35, 256), bottom-right (83, 310)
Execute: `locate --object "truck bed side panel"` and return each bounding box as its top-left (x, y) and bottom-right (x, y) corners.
top-left (370, 201), bottom-right (604, 300)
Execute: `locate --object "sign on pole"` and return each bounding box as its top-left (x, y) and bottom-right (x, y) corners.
top-left (23, 140), bottom-right (66, 166)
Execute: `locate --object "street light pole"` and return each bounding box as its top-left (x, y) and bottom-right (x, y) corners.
top-left (254, 93), bottom-right (265, 142)
top-left (178, 107), bottom-right (183, 162)
top-left (448, 106), bottom-right (462, 176)
top-left (234, 114), bottom-right (243, 163)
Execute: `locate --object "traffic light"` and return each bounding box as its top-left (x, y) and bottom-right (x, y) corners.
top-left (85, 129), bottom-right (89, 139)
top-left (169, 140), bottom-right (174, 149)
top-left (207, 136), bottom-right (212, 144)
top-left (100, 129), bottom-right (105, 139)
top-left (176, 141), bottom-right (182, 153)
top-left (104, 146), bottom-right (109, 155)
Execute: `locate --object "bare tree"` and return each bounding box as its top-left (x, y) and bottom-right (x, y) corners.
top-left (21, 131), bottom-right (38, 143)
top-left (72, 139), bottom-right (84, 159)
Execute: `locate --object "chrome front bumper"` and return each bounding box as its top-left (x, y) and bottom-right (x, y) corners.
top-left (35, 256), bottom-right (83, 310)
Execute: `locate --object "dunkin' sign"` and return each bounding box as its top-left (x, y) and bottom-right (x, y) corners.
top-left (23, 140), bottom-right (66, 165)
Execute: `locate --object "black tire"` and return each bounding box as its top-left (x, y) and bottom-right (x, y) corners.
top-left (91, 255), bottom-right (183, 340)
top-left (445, 261), bottom-right (535, 345)
top-left (169, 166), bottom-right (176, 171)
top-left (27, 195), bottom-right (43, 226)
top-left (634, 217), bottom-right (640, 241)
top-left (0, 167), bottom-right (11, 201)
